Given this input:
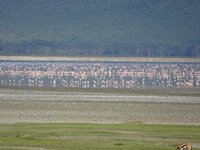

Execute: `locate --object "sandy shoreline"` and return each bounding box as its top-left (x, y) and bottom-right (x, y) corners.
top-left (0, 56), bottom-right (200, 62)
top-left (0, 88), bottom-right (200, 125)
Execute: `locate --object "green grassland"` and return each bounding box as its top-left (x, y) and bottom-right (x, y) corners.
top-left (0, 122), bottom-right (199, 150)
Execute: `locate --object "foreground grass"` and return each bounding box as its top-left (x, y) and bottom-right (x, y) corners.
top-left (0, 122), bottom-right (199, 150)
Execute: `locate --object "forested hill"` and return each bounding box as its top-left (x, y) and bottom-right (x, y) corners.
top-left (0, 0), bottom-right (200, 57)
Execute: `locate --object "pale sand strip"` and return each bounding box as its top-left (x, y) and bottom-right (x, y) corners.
top-left (0, 56), bottom-right (200, 62)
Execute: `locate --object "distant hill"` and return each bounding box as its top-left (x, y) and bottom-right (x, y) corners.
top-left (0, 0), bottom-right (200, 57)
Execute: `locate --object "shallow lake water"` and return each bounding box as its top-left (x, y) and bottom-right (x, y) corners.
top-left (0, 61), bottom-right (199, 88)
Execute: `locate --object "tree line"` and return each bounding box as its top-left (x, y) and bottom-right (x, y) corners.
top-left (0, 40), bottom-right (199, 57)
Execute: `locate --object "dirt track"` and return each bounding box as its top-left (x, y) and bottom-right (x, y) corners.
top-left (0, 88), bottom-right (200, 124)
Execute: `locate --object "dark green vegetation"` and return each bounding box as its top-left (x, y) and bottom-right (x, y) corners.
top-left (0, 0), bottom-right (200, 57)
top-left (0, 122), bottom-right (199, 150)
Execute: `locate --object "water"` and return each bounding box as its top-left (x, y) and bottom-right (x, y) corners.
top-left (0, 61), bottom-right (199, 88)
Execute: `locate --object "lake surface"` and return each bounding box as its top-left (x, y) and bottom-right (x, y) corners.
top-left (0, 61), bottom-right (199, 88)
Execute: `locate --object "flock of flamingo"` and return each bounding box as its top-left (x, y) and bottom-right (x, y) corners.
top-left (0, 62), bottom-right (199, 88)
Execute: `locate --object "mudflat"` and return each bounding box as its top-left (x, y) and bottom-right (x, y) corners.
top-left (0, 87), bottom-right (199, 125)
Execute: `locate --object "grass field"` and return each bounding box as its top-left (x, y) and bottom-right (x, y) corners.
top-left (0, 122), bottom-right (199, 150)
